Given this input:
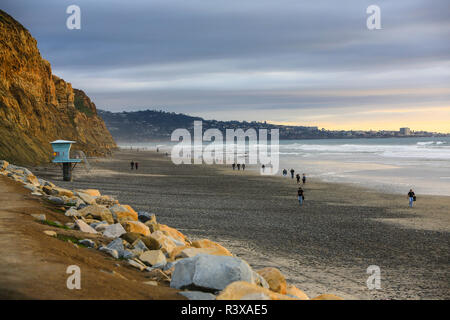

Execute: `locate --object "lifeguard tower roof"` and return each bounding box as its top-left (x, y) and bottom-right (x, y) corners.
top-left (51, 140), bottom-right (77, 144)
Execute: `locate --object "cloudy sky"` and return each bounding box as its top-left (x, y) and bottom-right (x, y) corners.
top-left (3, 0), bottom-right (450, 132)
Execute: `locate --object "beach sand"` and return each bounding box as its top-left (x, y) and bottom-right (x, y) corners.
top-left (34, 150), bottom-right (450, 300)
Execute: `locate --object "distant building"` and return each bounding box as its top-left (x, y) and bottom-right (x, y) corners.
top-left (400, 127), bottom-right (411, 135)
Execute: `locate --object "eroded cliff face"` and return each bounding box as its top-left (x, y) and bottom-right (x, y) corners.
top-left (0, 10), bottom-right (116, 165)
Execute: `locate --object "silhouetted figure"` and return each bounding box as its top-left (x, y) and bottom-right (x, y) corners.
top-left (242, 164), bottom-right (245, 171)
top-left (290, 169), bottom-right (295, 179)
top-left (302, 174), bottom-right (306, 184)
top-left (232, 163), bottom-right (236, 170)
top-left (282, 169), bottom-right (287, 177)
top-left (135, 162), bottom-right (139, 170)
top-left (237, 163), bottom-right (241, 170)
top-left (130, 161), bottom-right (134, 170)
top-left (408, 189), bottom-right (416, 208)
top-left (296, 173), bottom-right (300, 184)
top-left (298, 187), bottom-right (304, 206)
top-left (262, 164), bottom-right (266, 173)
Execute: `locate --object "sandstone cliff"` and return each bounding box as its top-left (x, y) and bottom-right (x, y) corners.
top-left (0, 10), bottom-right (116, 165)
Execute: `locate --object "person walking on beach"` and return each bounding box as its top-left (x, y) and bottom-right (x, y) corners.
top-left (130, 161), bottom-right (134, 170)
top-left (242, 163), bottom-right (245, 171)
top-left (297, 187), bottom-right (304, 206)
top-left (302, 173), bottom-right (306, 184)
top-left (135, 162), bottom-right (139, 170)
top-left (262, 164), bottom-right (266, 173)
top-left (408, 189), bottom-right (416, 208)
top-left (296, 173), bottom-right (300, 184)
top-left (237, 163), bottom-right (241, 170)
top-left (232, 163), bottom-right (236, 170)
top-left (290, 168), bottom-right (295, 179)
top-left (283, 169), bottom-right (287, 177)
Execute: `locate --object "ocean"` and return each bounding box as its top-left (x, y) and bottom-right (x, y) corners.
top-left (119, 136), bottom-right (450, 196)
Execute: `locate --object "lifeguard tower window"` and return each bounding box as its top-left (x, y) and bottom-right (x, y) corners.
top-left (50, 140), bottom-right (81, 181)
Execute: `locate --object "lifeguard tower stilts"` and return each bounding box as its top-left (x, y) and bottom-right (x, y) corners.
top-left (50, 140), bottom-right (81, 181)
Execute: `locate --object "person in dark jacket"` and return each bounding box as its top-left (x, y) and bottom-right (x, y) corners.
top-left (297, 187), bottom-right (304, 206)
top-left (408, 189), bottom-right (416, 207)
top-left (296, 173), bottom-right (300, 184)
top-left (302, 173), bottom-right (306, 184)
top-left (130, 161), bottom-right (134, 170)
top-left (290, 168), bottom-right (295, 179)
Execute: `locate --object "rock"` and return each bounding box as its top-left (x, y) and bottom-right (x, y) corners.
top-left (127, 259), bottom-right (146, 271)
top-left (65, 197), bottom-right (84, 207)
top-left (178, 291), bottom-right (216, 300)
top-left (216, 281), bottom-right (297, 300)
top-left (95, 195), bottom-right (119, 206)
top-left (106, 238), bottom-right (125, 257)
top-left (110, 204), bottom-right (138, 222)
top-left (170, 254), bottom-right (255, 292)
top-left (286, 285), bottom-right (309, 300)
top-left (31, 214), bottom-right (46, 221)
top-left (175, 247), bottom-right (232, 260)
top-left (144, 220), bottom-right (160, 233)
top-left (121, 221), bottom-right (150, 237)
top-left (137, 211), bottom-right (156, 223)
top-left (51, 187), bottom-right (74, 198)
top-left (65, 208), bottom-right (81, 217)
top-left (139, 250), bottom-right (167, 267)
top-left (76, 192), bottom-right (96, 205)
top-left (0, 160), bottom-right (9, 171)
top-left (65, 222), bottom-right (75, 229)
top-left (241, 293), bottom-right (271, 300)
top-left (103, 223), bottom-right (127, 238)
top-left (151, 231), bottom-right (177, 255)
top-left (122, 250), bottom-right (136, 259)
top-left (159, 224), bottom-right (187, 243)
top-left (79, 239), bottom-right (96, 248)
top-left (312, 294), bottom-right (344, 300)
top-left (26, 174), bottom-right (40, 187)
top-left (43, 230), bottom-right (57, 237)
top-left (94, 222), bottom-right (109, 232)
top-left (256, 267), bottom-right (287, 294)
top-left (143, 280), bottom-right (159, 286)
top-left (47, 196), bottom-right (65, 205)
top-left (121, 232), bottom-right (160, 250)
top-left (99, 246), bottom-right (119, 259)
top-left (74, 219), bottom-right (98, 234)
top-left (23, 184), bottom-right (38, 192)
top-left (132, 239), bottom-right (149, 252)
top-left (78, 204), bottom-right (114, 224)
top-left (77, 189), bottom-right (101, 197)
top-left (252, 271), bottom-right (270, 289)
top-left (31, 192), bottom-right (43, 196)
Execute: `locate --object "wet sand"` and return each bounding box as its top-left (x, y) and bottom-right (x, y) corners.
top-left (34, 150), bottom-right (450, 299)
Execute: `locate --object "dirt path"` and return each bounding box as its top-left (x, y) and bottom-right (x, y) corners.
top-left (0, 175), bottom-right (183, 299)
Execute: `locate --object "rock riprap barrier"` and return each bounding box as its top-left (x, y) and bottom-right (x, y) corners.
top-left (0, 160), bottom-right (343, 300)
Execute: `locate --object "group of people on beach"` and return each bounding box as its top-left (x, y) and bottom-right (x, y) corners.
top-left (282, 168), bottom-right (307, 207)
top-left (232, 163), bottom-right (246, 171)
top-left (130, 160), bottom-right (139, 170)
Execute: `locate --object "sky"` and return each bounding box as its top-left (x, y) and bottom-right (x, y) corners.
top-left (2, 0), bottom-right (450, 132)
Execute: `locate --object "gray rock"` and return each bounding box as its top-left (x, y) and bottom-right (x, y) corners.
top-left (122, 250), bottom-right (135, 259)
top-left (23, 184), bottom-right (37, 192)
top-left (31, 214), bottom-right (46, 221)
top-left (31, 192), bottom-right (43, 196)
top-left (127, 259), bottom-right (145, 271)
top-left (79, 239), bottom-right (96, 248)
top-left (47, 196), bottom-right (65, 205)
top-left (103, 223), bottom-right (126, 238)
top-left (178, 291), bottom-right (216, 300)
top-left (65, 197), bottom-right (84, 207)
top-left (132, 239), bottom-right (149, 252)
top-left (99, 246), bottom-right (119, 259)
top-left (65, 208), bottom-right (81, 217)
top-left (137, 211), bottom-right (156, 223)
top-left (75, 192), bottom-right (96, 205)
top-left (106, 238), bottom-right (125, 257)
top-left (94, 222), bottom-right (109, 232)
top-left (170, 254), bottom-right (255, 292)
top-left (139, 250), bottom-right (167, 267)
top-left (163, 260), bottom-right (179, 271)
top-left (74, 220), bottom-right (98, 234)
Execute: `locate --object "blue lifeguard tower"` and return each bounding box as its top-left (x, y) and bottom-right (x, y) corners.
top-left (50, 140), bottom-right (81, 181)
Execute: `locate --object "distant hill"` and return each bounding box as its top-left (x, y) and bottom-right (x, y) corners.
top-left (98, 109), bottom-right (324, 142)
top-left (0, 10), bottom-right (116, 165)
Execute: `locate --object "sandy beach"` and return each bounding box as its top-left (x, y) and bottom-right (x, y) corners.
top-left (33, 149), bottom-right (450, 300)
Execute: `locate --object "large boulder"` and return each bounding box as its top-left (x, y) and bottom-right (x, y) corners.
top-left (170, 254), bottom-right (255, 292)
top-left (121, 221), bottom-right (150, 236)
top-left (191, 239), bottom-right (232, 256)
top-left (95, 195), bottom-right (119, 206)
top-left (78, 204), bottom-right (114, 224)
top-left (76, 189), bottom-right (101, 197)
top-left (286, 285), bottom-right (309, 300)
top-left (74, 219), bottom-right (98, 234)
top-left (106, 238), bottom-right (126, 258)
top-left (139, 250), bottom-right (167, 267)
top-left (76, 192), bottom-right (96, 205)
top-left (50, 187), bottom-right (74, 198)
top-left (110, 204), bottom-right (138, 222)
top-left (103, 223), bottom-right (127, 238)
top-left (47, 196), bottom-right (65, 205)
top-left (26, 174), bottom-right (40, 187)
top-left (151, 231), bottom-right (177, 255)
top-left (138, 211), bottom-right (156, 223)
top-left (256, 267), bottom-right (287, 294)
top-left (159, 224), bottom-right (187, 244)
top-left (121, 232), bottom-right (160, 250)
top-left (216, 281), bottom-right (297, 300)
